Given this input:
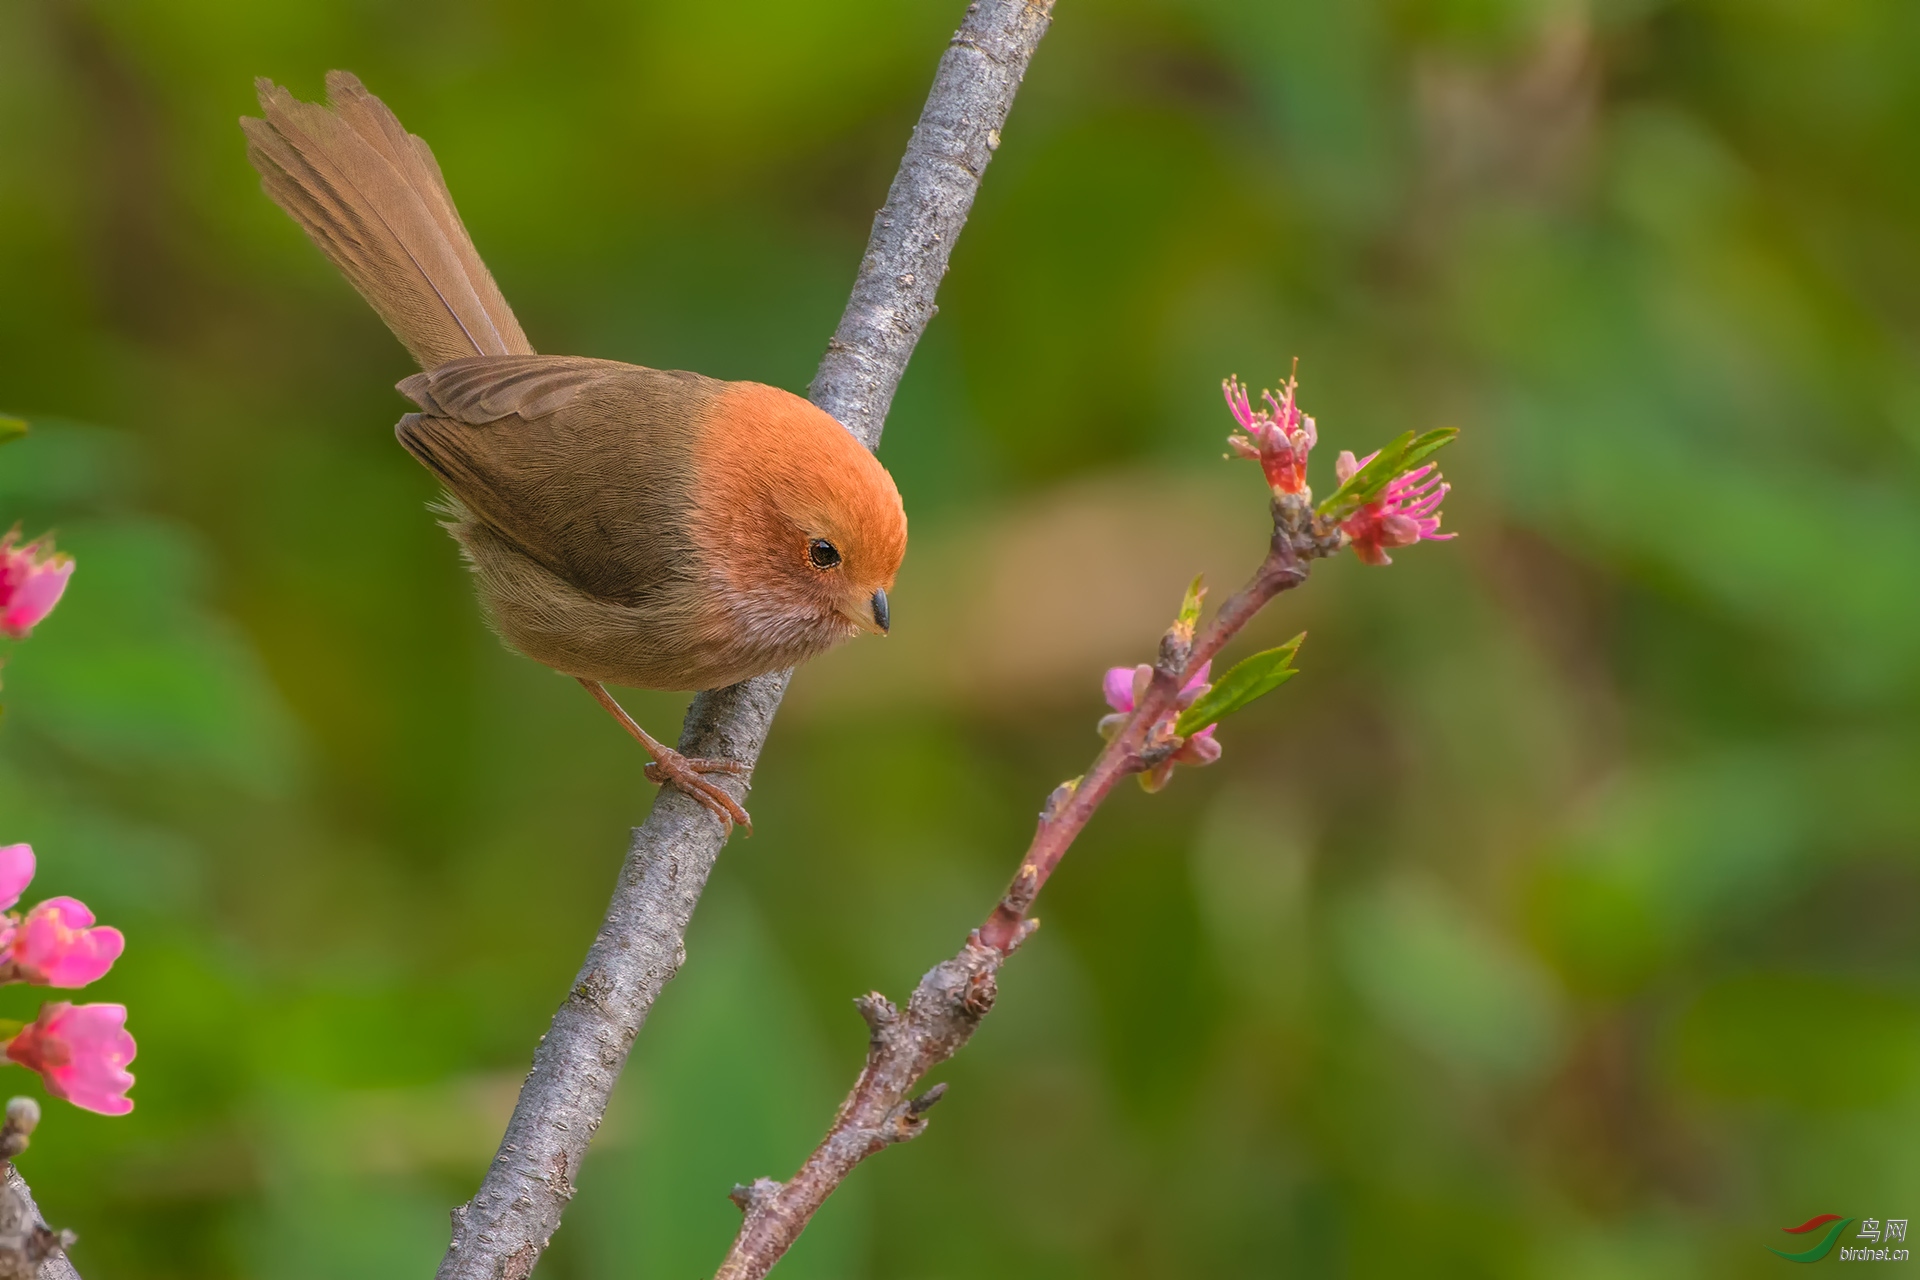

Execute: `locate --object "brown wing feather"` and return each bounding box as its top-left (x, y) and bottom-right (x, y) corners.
top-left (397, 354), bottom-right (615, 423)
top-left (394, 357), bottom-right (718, 603)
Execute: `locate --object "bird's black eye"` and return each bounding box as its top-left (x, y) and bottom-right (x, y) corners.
top-left (808, 538), bottom-right (842, 570)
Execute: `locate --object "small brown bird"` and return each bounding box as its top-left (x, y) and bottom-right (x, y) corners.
top-left (242, 72), bottom-right (906, 831)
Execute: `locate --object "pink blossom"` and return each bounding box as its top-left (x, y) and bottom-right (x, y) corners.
top-left (0, 531), bottom-right (72, 640)
top-left (1100, 660), bottom-right (1212, 718)
top-left (1334, 451), bottom-right (1454, 566)
top-left (1224, 375), bottom-right (1316, 495)
top-left (0, 845), bottom-right (33, 912)
top-left (6, 1002), bottom-right (136, 1115)
top-left (1098, 661), bottom-right (1223, 789)
top-left (4, 898), bottom-right (124, 988)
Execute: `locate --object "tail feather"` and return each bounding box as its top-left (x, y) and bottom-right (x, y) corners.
top-left (243, 71), bottom-right (531, 368)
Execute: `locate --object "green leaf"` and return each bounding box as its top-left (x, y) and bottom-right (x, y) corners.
top-left (1394, 426), bottom-right (1458, 476)
top-left (1176, 633), bottom-right (1305, 735)
top-left (1316, 427), bottom-right (1458, 519)
top-left (0, 1019), bottom-right (23, 1042)
top-left (0, 417), bottom-right (26, 447)
top-left (1316, 430), bottom-right (1412, 517)
top-left (1174, 575), bottom-right (1205, 639)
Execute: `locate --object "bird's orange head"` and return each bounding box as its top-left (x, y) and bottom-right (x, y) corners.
top-left (695, 383), bottom-right (907, 655)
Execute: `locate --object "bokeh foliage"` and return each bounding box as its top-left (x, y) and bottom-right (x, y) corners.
top-left (3, 0), bottom-right (1919, 1276)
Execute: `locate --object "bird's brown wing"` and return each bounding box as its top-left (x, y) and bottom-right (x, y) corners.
top-left (395, 355), bottom-right (718, 603)
top-left (397, 354), bottom-right (612, 423)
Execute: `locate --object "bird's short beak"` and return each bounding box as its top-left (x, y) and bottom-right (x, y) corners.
top-left (842, 588), bottom-right (890, 636)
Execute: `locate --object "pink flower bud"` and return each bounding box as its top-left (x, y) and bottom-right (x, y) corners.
top-left (1102, 665), bottom-right (1142, 715)
top-left (0, 845), bottom-right (33, 913)
top-left (6, 1002), bottom-right (135, 1115)
top-left (1176, 723), bottom-right (1222, 767)
top-left (1100, 662), bottom-right (1210, 718)
top-left (0, 533), bottom-right (73, 640)
top-left (6, 898), bottom-right (124, 988)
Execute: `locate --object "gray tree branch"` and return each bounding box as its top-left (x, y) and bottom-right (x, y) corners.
top-left (0, 1166), bottom-right (76, 1280)
top-left (0, 1097), bottom-right (79, 1280)
top-left (435, 3), bottom-right (1057, 1277)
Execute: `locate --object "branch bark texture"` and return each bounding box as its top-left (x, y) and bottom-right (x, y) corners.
top-left (436, 4), bottom-right (1057, 1276)
top-left (0, 1100), bottom-right (80, 1279)
top-left (0, 1165), bottom-right (77, 1280)
top-left (810, 0), bottom-right (1055, 445)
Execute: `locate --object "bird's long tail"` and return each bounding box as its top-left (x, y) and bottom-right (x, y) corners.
top-left (243, 71), bottom-right (532, 368)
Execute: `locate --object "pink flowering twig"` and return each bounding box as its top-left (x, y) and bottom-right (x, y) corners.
top-left (713, 369), bottom-right (1457, 1280)
top-left (0, 419), bottom-right (106, 1279)
top-left (0, 844), bottom-right (134, 1116)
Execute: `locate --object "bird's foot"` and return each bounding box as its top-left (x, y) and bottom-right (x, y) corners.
top-left (644, 750), bottom-right (753, 835)
top-left (576, 679), bottom-right (754, 835)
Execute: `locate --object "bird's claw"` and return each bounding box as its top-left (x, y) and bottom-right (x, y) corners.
top-left (645, 751), bottom-right (753, 835)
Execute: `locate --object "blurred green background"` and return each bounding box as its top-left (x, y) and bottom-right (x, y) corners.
top-left (3, 0), bottom-right (1919, 1275)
